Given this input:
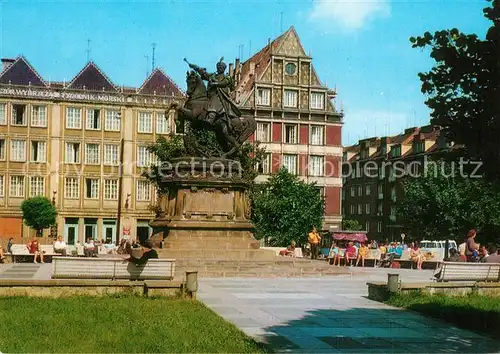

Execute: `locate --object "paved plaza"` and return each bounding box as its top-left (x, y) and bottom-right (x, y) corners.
top-left (198, 268), bottom-right (499, 353)
top-left (0, 264), bottom-right (498, 353)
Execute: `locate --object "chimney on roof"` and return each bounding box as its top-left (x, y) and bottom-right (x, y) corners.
top-left (235, 58), bottom-right (241, 84)
top-left (268, 38), bottom-right (271, 46)
top-left (229, 63), bottom-right (234, 78)
top-left (1, 58), bottom-right (15, 72)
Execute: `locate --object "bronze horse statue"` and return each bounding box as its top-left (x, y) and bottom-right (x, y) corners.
top-left (168, 70), bottom-right (256, 158)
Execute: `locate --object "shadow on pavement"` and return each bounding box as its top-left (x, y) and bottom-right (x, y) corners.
top-left (257, 307), bottom-right (499, 353)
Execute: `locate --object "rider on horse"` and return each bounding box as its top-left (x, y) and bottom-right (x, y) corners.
top-left (186, 57), bottom-right (243, 133)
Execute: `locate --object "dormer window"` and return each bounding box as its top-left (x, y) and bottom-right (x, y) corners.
top-left (360, 149), bottom-right (368, 159)
top-left (414, 141), bottom-right (425, 154)
top-left (390, 145), bottom-right (401, 158)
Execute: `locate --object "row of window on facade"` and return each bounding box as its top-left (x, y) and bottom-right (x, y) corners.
top-left (346, 203), bottom-right (396, 216)
top-left (255, 122), bottom-right (324, 145)
top-left (256, 88), bottom-right (326, 110)
top-left (0, 139), bottom-right (154, 167)
top-left (0, 175), bottom-right (152, 201)
top-left (342, 184), bottom-right (397, 200)
top-left (0, 103), bottom-right (173, 134)
top-left (357, 141), bottom-right (428, 161)
top-left (255, 154), bottom-right (326, 176)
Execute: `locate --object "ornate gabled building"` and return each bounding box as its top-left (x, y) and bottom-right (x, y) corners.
top-left (232, 27), bottom-right (344, 231)
top-left (0, 56), bottom-right (183, 243)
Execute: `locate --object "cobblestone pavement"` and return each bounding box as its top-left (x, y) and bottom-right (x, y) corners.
top-left (198, 269), bottom-right (500, 353)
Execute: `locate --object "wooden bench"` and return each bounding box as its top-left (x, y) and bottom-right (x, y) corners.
top-left (434, 262), bottom-right (500, 282)
top-left (52, 257), bottom-right (176, 280)
top-left (10, 244), bottom-right (58, 263)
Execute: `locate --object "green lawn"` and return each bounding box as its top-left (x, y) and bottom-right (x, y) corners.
top-left (386, 291), bottom-right (500, 339)
top-left (0, 295), bottom-right (265, 353)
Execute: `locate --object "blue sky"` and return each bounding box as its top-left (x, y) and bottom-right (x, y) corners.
top-left (0, 0), bottom-right (491, 145)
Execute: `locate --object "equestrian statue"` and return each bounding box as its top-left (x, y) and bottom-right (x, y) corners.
top-left (168, 57), bottom-right (256, 158)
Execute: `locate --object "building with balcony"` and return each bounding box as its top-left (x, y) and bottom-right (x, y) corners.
top-left (0, 56), bottom-right (183, 243)
top-left (342, 125), bottom-right (455, 240)
top-left (232, 27), bottom-right (344, 231)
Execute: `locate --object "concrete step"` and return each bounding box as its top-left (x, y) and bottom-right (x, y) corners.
top-left (157, 249), bottom-right (276, 261)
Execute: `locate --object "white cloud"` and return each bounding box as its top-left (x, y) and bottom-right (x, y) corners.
top-left (310, 0), bottom-right (391, 31)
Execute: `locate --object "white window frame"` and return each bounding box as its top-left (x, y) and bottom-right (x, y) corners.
top-left (30, 176), bottom-right (45, 197)
top-left (0, 103), bottom-right (6, 125)
top-left (85, 178), bottom-right (99, 199)
top-left (136, 180), bottom-right (151, 201)
top-left (104, 144), bottom-right (119, 166)
top-left (256, 122), bottom-right (270, 142)
top-left (156, 112), bottom-right (169, 134)
top-left (86, 108), bottom-right (101, 130)
top-left (104, 179), bottom-right (118, 200)
top-left (31, 105), bottom-right (47, 127)
top-left (255, 154), bottom-right (271, 174)
top-left (137, 146), bottom-right (151, 167)
top-left (365, 221), bottom-right (370, 232)
top-left (0, 139), bottom-right (5, 160)
top-left (256, 88), bottom-right (271, 106)
top-left (283, 154), bottom-right (298, 175)
top-left (0, 175), bottom-right (4, 196)
top-left (66, 107), bottom-right (82, 129)
top-left (105, 110), bottom-right (121, 132)
top-left (357, 204), bottom-right (362, 215)
top-left (310, 92), bottom-right (325, 110)
top-left (284, 124), bottom-right (298, 144)
top-left (350, 187), bottom-right (355, 197)
top-left (138, 111), bottom-right (153, 133)
top-left (310, 125), bottom-right (324, 146)
top-left (357, 185), bottom-right (362, 197)
top-left (11, 104), bottom-right (27, 126)
top-left (10, 140), bottom-right (26, 162)
top-left (284, 90), bottom-right (298, 108)
top-left (377, 221), bottom-right (382, 233)
top-left (365, 203), bottom-right (371, 215)
top-left (309, 155), bottom-right (324, 177)
top-left (365, 185), bottom-right (371, 196)
top-left (64, 177), bottom-right (80, 199)
top-left (85, 143), bottom-right (100, 165)
top-left (31, 141), bottom-right (46, 163)
top-left (9, 176), bottom-right (25, 197)
top-left (65, 142), bottom-right (81, 164)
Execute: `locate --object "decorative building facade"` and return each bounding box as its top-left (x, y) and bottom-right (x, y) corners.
top-left (233, 27), bottom-right (344, 230)
top-left (342, 125), bottom-right (455, 240)
top-left (0, 27), bottom-right (344, 243)
top-left (0, 57), bottom-right (183, 243)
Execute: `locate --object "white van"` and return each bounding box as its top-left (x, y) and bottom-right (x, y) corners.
top-left (420, 240), bottom-right (458, 260)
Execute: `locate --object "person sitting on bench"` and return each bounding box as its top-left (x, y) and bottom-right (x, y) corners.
top-left (122, 239), bottom-right (158, 265)
top-left (53, 236), bottom-right (68, 256)
top-left (84, 238), bottom-right (97, 257)
top-left (27, 236), bottom-right (44, 263)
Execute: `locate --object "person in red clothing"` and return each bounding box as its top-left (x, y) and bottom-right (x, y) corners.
top-left (344, 242), bottom-right (357, 266)
top-left (27, 236), bottom-right (44, 263)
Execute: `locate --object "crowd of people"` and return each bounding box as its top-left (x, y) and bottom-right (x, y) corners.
top-left (279, 227), bottom-right (500, 269)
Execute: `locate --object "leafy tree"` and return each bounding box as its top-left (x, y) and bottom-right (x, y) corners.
top-left (410, 0), bottom-right (500, 179)
top-left (21, 196), bottom-right (57, 237)
top-left (342, 219), bottom-right (363, 231)
top-left (397, 162), bottom-right (500, 243)
top-left (251, 168), bottom-right (324, 247)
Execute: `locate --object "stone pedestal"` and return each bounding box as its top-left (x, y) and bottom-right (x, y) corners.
top-left (149, 157), bottom-right (274, 261)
